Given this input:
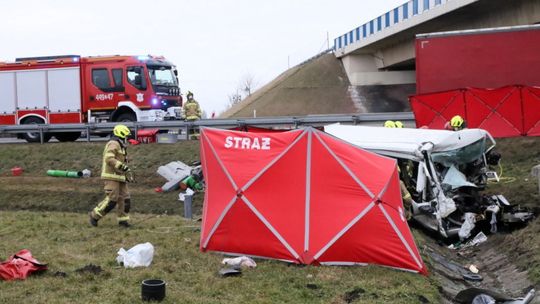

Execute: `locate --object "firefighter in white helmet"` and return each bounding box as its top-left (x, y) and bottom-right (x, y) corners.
top-left (89, 124), bottom-right (133, 227)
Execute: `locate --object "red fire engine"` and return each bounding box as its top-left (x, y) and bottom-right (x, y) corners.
top-left (0, 54), bottom-right (182, 142)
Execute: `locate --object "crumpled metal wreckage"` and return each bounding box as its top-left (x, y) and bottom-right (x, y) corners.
top-left (325, 124), bottom-right (534, 239)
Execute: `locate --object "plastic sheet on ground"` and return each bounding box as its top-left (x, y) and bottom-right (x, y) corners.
top-left (116, 242), bottom-right (154, 268)
top-left (221, 256), bottom-right (257, 268)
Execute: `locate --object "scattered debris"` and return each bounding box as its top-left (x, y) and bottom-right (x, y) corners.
top-left (222, 256), bottom-right (257, 268)
top-left (468, 264), bottom-right (479, 274)
top-left (463, 273), bottom-right (483, 282)
top-left (463, 232), bottom-right (488, 248)
top-left (178, 188), bottom-right (195, 202)
top-left (141, 279), bottom-right (166, 301)
top-left (472, 294), bottom-right (495, 304)
top-left (0, 249), bottom-right (47, 280)
top-left (343, 287), bottom-right (365, 303)
top-left (53, 271), bottom-right (67, 277)
top-left (157, 161), bottom-right (204, 193)
top-left (117, 242), bottom-right (154, 268)
top-left (455, 287), bottom-right (536, 304)
top-left (75, 264), bottom-right (102, 275)
top-left (81, 169), bottom-right (91, 178)
top-left (10, 167), bottom-right (23, 176)
top-left (218, 268), bottom-right (242, 277)
top-left (306, 283), bottom-right (319, 290)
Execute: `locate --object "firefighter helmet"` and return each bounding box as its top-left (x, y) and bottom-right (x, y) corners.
top-left (450, 115), bottom-right (465, 130)
top-left (113, 124), bottom-right (131, 139)
top-left (394, 121), bottom-right (404, 128)
top-left (384, 120), bottom-right (396, 128)
top-left (187, 91), bottom-right (194, 98)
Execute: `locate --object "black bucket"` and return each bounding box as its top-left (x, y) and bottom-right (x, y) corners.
top-left (141, 279), bottom-right (166, 301)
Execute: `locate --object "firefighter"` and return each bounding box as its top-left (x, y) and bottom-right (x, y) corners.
top-left (182, 91), bottom-right (202, 121)
top-left (384, 120), bottom-right (404, 128)
top-left (384, 120), bottom-right (396, 128)
top-left (89, 124), bottom-right (133, 227)
top-left (400, 179), bottom-right (414, 220)
top-left (445, 115), bottom-right (467, 131)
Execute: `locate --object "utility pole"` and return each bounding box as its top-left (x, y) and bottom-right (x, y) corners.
top-left (327, 31), bottom-right (330, 49)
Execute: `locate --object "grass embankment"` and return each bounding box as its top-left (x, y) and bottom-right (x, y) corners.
top-left (488, 137), bottom-right (540, 284)
top-left (0, 141), bottom-right (203, 214)
top-left (0, 141), bottom-right (440, 303)
top-left (0, 211), bottom-right (439, 304)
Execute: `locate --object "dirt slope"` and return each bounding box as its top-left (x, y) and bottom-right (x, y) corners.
top-left (220, 52), bottom-right (355, 118)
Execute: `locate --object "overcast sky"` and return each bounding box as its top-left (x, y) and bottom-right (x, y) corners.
top-left (1, 0), bottom-right (406, 115)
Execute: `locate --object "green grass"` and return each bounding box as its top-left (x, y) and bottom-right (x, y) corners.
top-left (488, 137), bottom-right (540, 284)
top-left (0, 141), bottom-right (440, 303)
top-left (2, 136), bottom-right (540, 302)
top-left (0, 141), bottom-right (203, 215)
top-left (0, 211), bottom-right (440, 304)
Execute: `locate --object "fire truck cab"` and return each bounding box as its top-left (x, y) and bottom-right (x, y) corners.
top-left (0, 54), bottom-right (182, 142)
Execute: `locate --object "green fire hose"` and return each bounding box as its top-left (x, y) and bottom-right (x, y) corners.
top-left (47, 170), bottom-right (83, 178)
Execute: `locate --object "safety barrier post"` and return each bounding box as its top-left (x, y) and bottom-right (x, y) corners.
top-left (184, 195), bottom-right (193, 219)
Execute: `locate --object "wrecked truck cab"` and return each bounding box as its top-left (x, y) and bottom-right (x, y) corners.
top-left (324, 124), bottom-right (533, 240)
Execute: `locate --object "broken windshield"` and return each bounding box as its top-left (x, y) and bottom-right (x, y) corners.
top-left (147, 65), bottom-right (177, 86)
top-left (431, 138), bottom-right (486, 167)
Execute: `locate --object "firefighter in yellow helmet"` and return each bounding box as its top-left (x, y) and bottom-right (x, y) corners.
top-left (182, 91), bottom-right (202, 121)
top-left (384, 120), bottom-right (396, 128)
top-left (445, 115), bottom-right (467, 131)
top-left (89, 124), bottom-right (133, 227)
top-left (384, 120), bottom-right (404, 128)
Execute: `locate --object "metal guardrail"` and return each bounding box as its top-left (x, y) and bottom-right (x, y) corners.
top-left (0, 112), bottom-right (415, 143)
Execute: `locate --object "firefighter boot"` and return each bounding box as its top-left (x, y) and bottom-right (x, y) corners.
top-left (118, 221), bottom-right (131, 228)
top-left (89, 213), bottom-right (98, 227)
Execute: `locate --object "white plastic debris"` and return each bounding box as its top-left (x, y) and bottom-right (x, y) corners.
top-left (462, 232), bottom-right (488, 248)
top-left (178, 188), bottom-right (195, 202)
top-left (82, 169), bottom-right (92, 178)
top-left (468, 264), bottom-right (479, 274)
top-left (459, 213), bottom-right (477, 240)
top-left (436, 192), bottom-right (457, 219)
top-left (116, 242), bottom-right (154, 268)
top-left (222, 256), bottom-right (257, 268)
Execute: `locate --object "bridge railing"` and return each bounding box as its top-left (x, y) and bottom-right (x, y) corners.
top-left (334, 0), bottom-right (451, 51)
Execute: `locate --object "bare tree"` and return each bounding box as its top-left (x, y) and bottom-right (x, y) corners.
top-left (225, 73), bottom-right (258, 110)
top-left (227, 89), bottom-right (242, 107)
top-left (240, 73), bottom-right (257, 97)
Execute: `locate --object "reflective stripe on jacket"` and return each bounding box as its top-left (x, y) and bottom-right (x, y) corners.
top-left (183, 100), bottom-right (202, 120)
top-left (101, 140), bottom-right (127, 182)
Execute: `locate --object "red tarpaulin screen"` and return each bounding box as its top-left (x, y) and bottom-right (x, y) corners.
top-left (199, 127), bottom-right (426, 274)
top-left (410, 85), bottom-right (540, 138)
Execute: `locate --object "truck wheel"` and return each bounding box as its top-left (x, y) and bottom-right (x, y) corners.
top-left (21, 117), bottom-right (52, 143)
top-left (54, 132), bottom-right (81, 142)
top-left (116, 113), bottom-right (136, 122)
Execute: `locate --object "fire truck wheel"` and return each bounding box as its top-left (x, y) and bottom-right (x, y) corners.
top-left (21, 117), bottom-right (52, 143)
top-left (54, 132), bottom-right (81, 142)
top-left (116, 113), bottom-right (136, 122)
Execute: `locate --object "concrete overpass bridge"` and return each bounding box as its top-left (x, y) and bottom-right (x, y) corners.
top-left (333, 0), bottom-right (540, 98)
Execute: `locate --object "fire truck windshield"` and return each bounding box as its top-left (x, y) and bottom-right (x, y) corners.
top-left (147, 65), bottom-right (178, 86)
